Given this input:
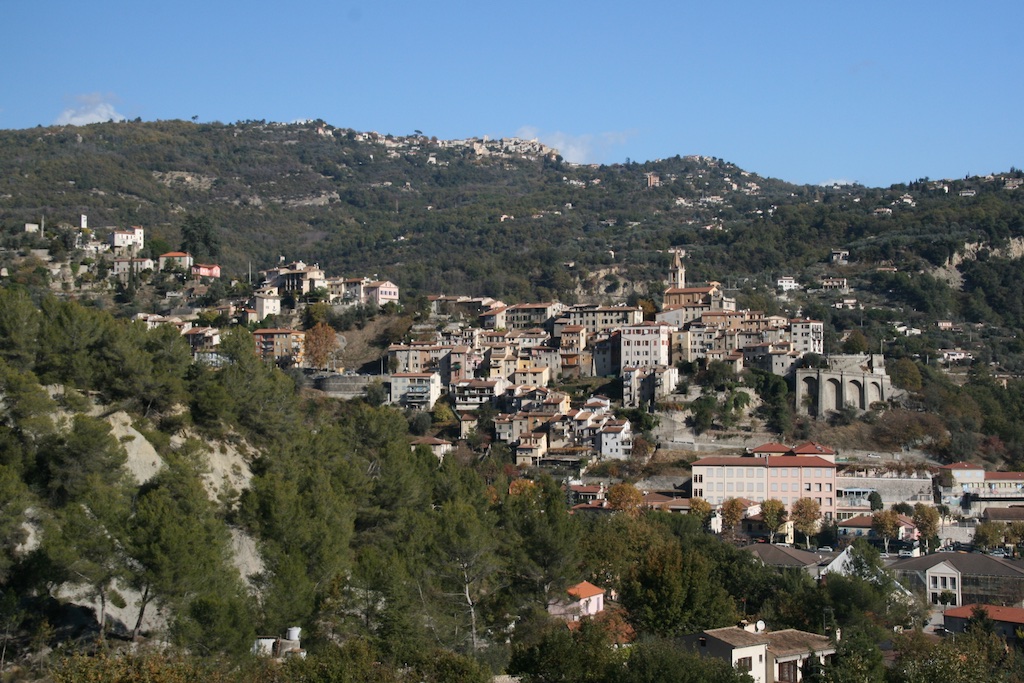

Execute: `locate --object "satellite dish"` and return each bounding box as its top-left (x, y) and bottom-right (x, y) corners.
top-left (755, 620), bottom-right (766, 633)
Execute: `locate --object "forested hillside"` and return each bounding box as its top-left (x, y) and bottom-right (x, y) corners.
top-left (3, 289), bottom-right (1022, 682)
top-left (6, 120), bottom-right (1024, 679)
top-left (2, 119), bottom-right (1022, 305)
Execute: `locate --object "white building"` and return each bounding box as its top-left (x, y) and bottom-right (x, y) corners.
top-left (254, 293), bottom-right (282, 321)
top-left (109, 226), bottom-right (145, 253)
top-left (789, 319), bottom-right (824, 356)
top-left (620, 321), bottom-right (673, 369)
top-left (777, 276), bottom-right (801, 292)
top-left (390, 372), bottom-right (442, 410)
top-left (596, 420), bottom-right (632, 460)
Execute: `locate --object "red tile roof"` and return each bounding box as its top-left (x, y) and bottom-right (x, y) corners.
top-left (940, 461), bottom-right (982, 470)
top-left (765, 455), bottom-right (836, 468)
top-left (567, 581), bottom-right (605, 600)
top-left (985, 472), bottom-right (1024, 481)
top-left (750, 442), bottom-right (792, 454)
top-left (945, 604), bottom-right (1024, 625)
top-left (792, 442), bottom-right (836, 456)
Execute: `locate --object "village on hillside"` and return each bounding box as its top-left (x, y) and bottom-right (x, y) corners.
top-left (8, 211), bottom-right (1024, 674)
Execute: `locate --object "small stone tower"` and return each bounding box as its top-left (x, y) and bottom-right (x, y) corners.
top-left (667, 249), bottom-right (686, 290)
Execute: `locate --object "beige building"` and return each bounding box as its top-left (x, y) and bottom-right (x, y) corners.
top-left (253, 328), bottom-right (305, 365)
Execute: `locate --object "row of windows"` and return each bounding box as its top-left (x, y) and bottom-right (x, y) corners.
top-left (930, 575), bottom-right (958, 590)
top-left (702, 467), bottom-right (830, 478)
top-left (703, 495), bottom-right (835, 510)
top-left (770, 482), bottom-right (833, 493)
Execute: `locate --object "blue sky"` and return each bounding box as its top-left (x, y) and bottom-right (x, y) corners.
top-left (2, 1), bottom-right (1020, 187)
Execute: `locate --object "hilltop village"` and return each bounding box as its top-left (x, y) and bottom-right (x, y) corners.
top-left (2, 219), bottom-right (999, 522)
top-left (4, 129), bottom-right (1024, 680)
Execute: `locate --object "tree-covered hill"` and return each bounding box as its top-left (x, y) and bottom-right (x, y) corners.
top-left (3, 119), bottom-right (1020, 303)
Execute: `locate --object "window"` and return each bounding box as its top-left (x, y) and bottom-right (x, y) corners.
top-left (950, 577), bottom-right (957, 589)
top-left (779, 661), bottom-right (798, 682)
top-left (771, 483), bottom-right (779, 492)
top-left (804, 483), bottom-right (812, 491)
top-left (746, 468), bottom-right (755, 478)
top-left (694, 474), bottom-right (703, 483)
top-left (737, 657), bottom-right (752, 672)
top-left (815, 468), bottom-right (822, 477)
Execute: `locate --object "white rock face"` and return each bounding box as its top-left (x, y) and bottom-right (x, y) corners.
top-left (106, 411), bottom-right (165, 485)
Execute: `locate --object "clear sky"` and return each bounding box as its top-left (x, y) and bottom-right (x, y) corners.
top-left (2, 1), bottom-right (1020, 187)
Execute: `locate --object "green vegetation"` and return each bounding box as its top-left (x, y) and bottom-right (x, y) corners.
top-left (7, 121), bottom-right (1024, 678)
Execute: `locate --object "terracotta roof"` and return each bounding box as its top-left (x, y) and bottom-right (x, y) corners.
top-left (986, 472), bottom-right (1024, 481)
top-left (944, 603), bottom-right (1024, 624)
top-left (751, 442), bottom-right (792, 454)
top-left (840, 513), bottom-right (914, 529)
top-left (792, 442), bottom-right (836, 456)
top-left (940, 461), bottom-right (981, 470)
top-left (838, 514), bottom-right (874, 528)
top-left (567, 581), bottom-right (605, 600)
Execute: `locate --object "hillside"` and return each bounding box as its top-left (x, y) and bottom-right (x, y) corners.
top-left (5, 121), bottom-right (1024, 680)
top-left (4, 119), bottom-right (1020, 306)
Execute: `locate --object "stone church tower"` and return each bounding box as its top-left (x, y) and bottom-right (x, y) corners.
top-left (667, 249), bottom-right (686, 290)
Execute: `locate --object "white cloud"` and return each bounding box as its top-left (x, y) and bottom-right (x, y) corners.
top-left (55, 93), bottom-right (126, 126)
top-left (516, 126), bottom-right (636, 164)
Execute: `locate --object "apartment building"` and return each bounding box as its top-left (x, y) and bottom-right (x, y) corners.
top-left (691, 447), bottom-right (838, 519)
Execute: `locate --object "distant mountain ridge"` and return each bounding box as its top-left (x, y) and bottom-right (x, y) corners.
top-left (0, 119), bottom-right (1021, 304)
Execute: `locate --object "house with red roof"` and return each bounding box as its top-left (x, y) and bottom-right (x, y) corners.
top-left (158, 251), bottom-right (194, 271)
top-left (944, 604), bottom-right (1024, 642)
top-left (548, 581), bottom-right (605, 621)
top-left (749, 442), bottom-right (791, 456)
top-left (838, 513), bottom-right (918, 548)
top-left (191, 263), bottom-right (221, 278)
